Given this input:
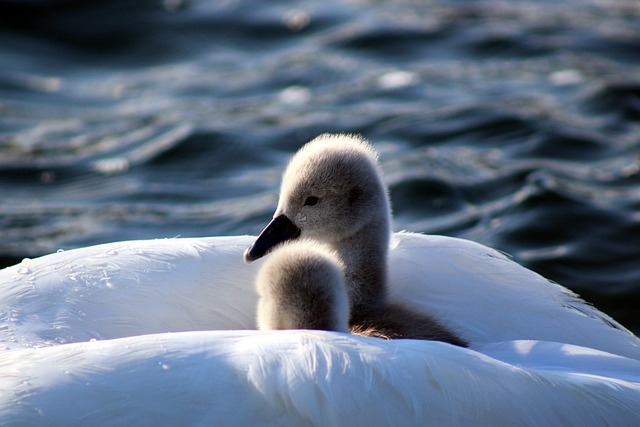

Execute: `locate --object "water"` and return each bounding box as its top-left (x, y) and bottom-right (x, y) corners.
top-left (0, 0), bottom-right (639, 334)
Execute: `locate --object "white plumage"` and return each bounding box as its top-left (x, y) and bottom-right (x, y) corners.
top-left (1, 234), bottom-right (639, 425)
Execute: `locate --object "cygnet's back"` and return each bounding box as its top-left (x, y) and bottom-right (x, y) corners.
top-left (255, 241), bottom-right (349, 333)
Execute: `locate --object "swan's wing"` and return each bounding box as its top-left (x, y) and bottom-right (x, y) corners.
top-left (1, 331), bottom-right (639, 426)
top-left (3, 232), bottom-right (639, 359)
top-left (0, 236), bottom-right (259, 348)
top-left (388, 232), bottom-right (640, 360)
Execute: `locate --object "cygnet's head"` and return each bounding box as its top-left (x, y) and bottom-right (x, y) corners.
top-left (244, 134), bottom-right (390, 263)
top-left (255, 241), bottom-right (349, 333)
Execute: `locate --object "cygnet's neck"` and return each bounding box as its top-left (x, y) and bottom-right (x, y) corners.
top-left (330, 216), bottom-right (390, 317)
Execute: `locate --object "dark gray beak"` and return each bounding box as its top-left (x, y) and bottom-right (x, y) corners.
top-left (243, 214), bottom-right (301, 264)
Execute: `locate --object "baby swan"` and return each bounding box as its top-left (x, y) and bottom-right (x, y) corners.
top-left (255, 241), bottom-right (349, 333)
top-left (246, 133), bottom-right (466, 347)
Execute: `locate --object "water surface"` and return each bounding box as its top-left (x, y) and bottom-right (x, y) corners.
top-left (1, 0), bottom-right (639, 333)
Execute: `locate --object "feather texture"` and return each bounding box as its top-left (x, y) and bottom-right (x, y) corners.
top-left (1, 234), bottom-right (639, 425)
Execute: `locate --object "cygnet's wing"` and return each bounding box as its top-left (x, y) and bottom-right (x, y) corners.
top-left (387, 232), bottom-right (640, 360)
top-left (1, 330), bottom-right (639, 426)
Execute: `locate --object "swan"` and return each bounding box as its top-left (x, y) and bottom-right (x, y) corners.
top-left (0, 135), bottom-right (639, 424)
top-left (246, 134), bottom-right (466, 346)
top-left (255, 241), bottom-right (349, 333)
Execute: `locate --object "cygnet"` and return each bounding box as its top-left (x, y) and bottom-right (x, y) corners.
top-left (255, 241), bottom-right (349, 333)
top-left (246, 134), bottom-right (466, 346)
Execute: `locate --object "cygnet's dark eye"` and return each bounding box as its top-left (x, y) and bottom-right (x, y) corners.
top-left (304, 196), bottom-right (320, 206)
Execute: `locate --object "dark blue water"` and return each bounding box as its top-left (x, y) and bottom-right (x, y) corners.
top-left (1, 0), bottom-right (639, 333)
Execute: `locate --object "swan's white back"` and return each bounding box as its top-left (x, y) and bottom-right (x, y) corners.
top-left (1, 233), bottom-right (639, 425)
top-left (2, 330), bottom-right (640, 426)
top-left (387, 233), bottom-right (640, 359)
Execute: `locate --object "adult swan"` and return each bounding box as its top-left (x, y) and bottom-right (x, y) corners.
top-left (0, 134), bottom-right (639, 426)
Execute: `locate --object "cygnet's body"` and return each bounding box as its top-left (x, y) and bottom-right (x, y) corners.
top-left (256, 241), bottom-right (349, 333)
top-left (246, 134), bottom-right (466, 346)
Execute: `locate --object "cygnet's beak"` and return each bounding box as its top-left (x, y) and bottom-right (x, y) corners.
top-left (243, 214), bottom-right (301, 264)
